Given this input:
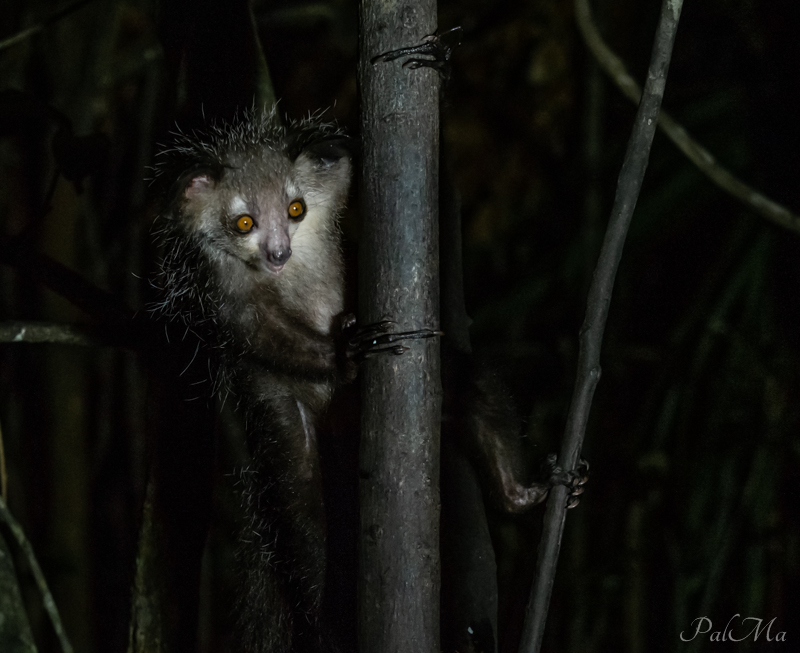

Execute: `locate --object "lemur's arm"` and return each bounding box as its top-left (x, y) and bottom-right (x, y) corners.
top-left (247, 307), bottom-right (354, 383)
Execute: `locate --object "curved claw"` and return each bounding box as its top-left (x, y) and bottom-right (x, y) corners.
top-left (365, 328), bottom-right (444, 347)
top-left (403, 58), bottom-right (449, 74)
top-left (358, 344), bottom-right (409, 359)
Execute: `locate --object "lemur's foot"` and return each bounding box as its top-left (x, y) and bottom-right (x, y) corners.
top-left (371, 27), bottom-right (463, 79)
top-left (541, 454), bottom-right (589, 509)
top-left (346, 318), bottom-right (443, 360)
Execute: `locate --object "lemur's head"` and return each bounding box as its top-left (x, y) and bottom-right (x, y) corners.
top-left (158, 107), bottom-right (351, 276)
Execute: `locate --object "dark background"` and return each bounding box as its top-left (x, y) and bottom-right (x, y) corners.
top-left (1, 0), bottom-right (798, 651)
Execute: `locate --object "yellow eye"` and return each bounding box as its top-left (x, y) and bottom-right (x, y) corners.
top-left (288, 199), bottom-right (306, 220)
top-left (236, 215), bottom-right (254, 232)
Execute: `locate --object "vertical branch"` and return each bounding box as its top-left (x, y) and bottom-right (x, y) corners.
top-left (0, 497), bottom-right (73, 653)
top-left (519, 0), bottom-right (686, 650)
top-left (358, 1), bottom-right (442, 652)
top-left (0, 527), bottom-right (37, 653)
top-left (0, 418), bottom-right (7, 501)
top-left (158, 0), bottom-right (274, 126)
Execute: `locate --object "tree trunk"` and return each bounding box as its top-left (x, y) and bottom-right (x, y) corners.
top-left (357, 2), bottom-right (442, 652)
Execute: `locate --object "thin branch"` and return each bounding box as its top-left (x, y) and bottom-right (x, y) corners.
top-left (0, 238), bottom-right (132, 324)
top-left (0, 0), bottom-right (97, 52)
top-left (0, 496), bottom-right (74, 653)
top-left (575, 0), bottom-right (800, 236)
top-left (0, 321), bottom-right (97, 345)
top-left (0, 418), bottom-right (6, 501)
top-left (0, 245), bottom-right (161, 352)
top-left (519, 0), bottom-right (685, 650)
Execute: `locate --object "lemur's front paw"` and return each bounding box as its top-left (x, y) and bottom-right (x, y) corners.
top-left (370, 27), bottom-right (463, 80)
top-left (347, 319), bottom-right (443, 361)
top-left (339, 312), bottom-right (357, 333)
top-left (541, 454), bottom-right (589, 509)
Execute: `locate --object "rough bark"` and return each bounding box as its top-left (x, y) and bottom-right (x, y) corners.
top-left (357, 2), bottom-right (443, 652)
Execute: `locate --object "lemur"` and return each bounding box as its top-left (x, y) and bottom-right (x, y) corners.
top-left (153, 107), bottom-right (354, 652)
top-left (152, 107), bottom-right (585, 653)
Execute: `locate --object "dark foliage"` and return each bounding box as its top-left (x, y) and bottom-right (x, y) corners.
top-left (0, 0), bottom-right (798, 652)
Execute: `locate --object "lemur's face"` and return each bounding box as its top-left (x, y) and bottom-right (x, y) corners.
top-left (179, 143), bottom-right (350, 275)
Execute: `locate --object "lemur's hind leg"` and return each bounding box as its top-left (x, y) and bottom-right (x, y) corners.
top-left (452, 358), bottom-right (589, 514)
top-left (238, 379), bottom-right (340, 653)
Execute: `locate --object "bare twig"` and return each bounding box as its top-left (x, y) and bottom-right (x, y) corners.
top-left (0, 238), bottom-right (132, 324)
top-left (0, 321), bottom-right (97, 345)
top-left (575, 0), bottom-right (800, 235)
top-left (0, 0), bottom-right (97, 53)
top-left (0, 496), bottom-right (74, 653)
top-left (0, 419), bottom-right (6, 501)
top-left (519, 1), bottom-right (685, 650)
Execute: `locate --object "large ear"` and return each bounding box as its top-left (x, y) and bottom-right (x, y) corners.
top-left (287, 126), bottom-right (352, 166)
top-left (295, 135), bottom-right (352, 203)
top-left (301, 136), bottom-right (352, 168)
top-left (184, 171), bottom-right (216, 200)
top-left (166, 166), bottom-right (220, 207)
